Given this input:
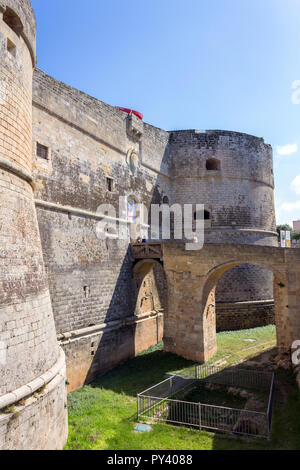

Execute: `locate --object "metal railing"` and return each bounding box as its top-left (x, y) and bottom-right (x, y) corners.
top-left (137, 365), bottom-right (275, 440)
top-left (267, 374), bottom-right (275, 439)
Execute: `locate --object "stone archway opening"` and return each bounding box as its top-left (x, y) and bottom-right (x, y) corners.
top-left (132, 259), bottom-right (167, 354)
top-left (161, 242), bottom-right (298, 367)
top-left (200, 261), bottom-right (287, 363)
top-left (215, 264), bottom-right (275, 332)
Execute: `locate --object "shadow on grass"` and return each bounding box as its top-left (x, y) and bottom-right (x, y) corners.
top-left (210, 349), bottom-right (300, 450)
top-left (67, 340), bottom-right (300, 450)
top-left (90, 341), bottom-right (194, 397)
top-left (100, 345), bottom-right (300, 450)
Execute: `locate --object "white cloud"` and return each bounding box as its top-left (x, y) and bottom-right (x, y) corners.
top-left (280, 200), bottom-right (300, 212)
top-left (291, 175), bottom-right (300, 195)
top-left (276, 200), bottom-right (300, 225)
top-left (276, 143), bottom-right (298, 156)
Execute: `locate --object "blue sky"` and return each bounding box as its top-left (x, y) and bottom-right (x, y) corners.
top-left (31, 0), bottom-right (300, 225)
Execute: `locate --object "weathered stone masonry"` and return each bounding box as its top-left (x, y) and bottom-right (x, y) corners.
top-left (162, 242), bottom-right (300, 364)
top-left (169, 130), bottom-right (277, 330)
top-left (32, 69), bottom-right (170, 391)
top-left (0, 0), bottom-right (281, 450)
top-left (0, 0), bottom-right (67, 450)
top-left (30, 66), bottom-right (278, 391)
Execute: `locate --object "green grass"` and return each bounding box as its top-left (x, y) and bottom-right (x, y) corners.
top-left (208, 324), bottom-right (277, 366)
top-left (65, 325), bottom-right (300, 450)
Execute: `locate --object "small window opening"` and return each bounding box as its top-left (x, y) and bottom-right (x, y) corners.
top-left (3, 7), bottom-right (23, 36)
top-left (194, 210), bottom-right (211, 220)
top-left (83, 286), bottom-right (90, 298)
top-left (206, 158), bottom-right (221, 171)
top-left (7, 38), bottom-right (16, 57)
top-left (37, 143), bottom-right (49, 160)
top-left (106, 177), bottom-right (114, 192)
top-left (162, 195), bottom-right (169, 204)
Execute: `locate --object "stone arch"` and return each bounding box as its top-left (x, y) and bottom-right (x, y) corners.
top-left (202, 259), bottom-right (285, 312)
top-left (132, 259), bottom-right (166, 352)
top-left (133, 259), bottom-right (167, 316)
top-left (216, 262), bottom-right (275, 332)
top-left (3, 7), bottom-right (23, 35)
top-left (201, 260), bottom-right (289, 361)
top-left (162, 241), bottom-right (297, 364)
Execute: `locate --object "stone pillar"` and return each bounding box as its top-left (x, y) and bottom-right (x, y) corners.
top-left (0, 0), bottom-right (67, 449)
top-left (273, 273), bottom-right (290, 354)
top-left (164, 270), bottom-right (217, 363)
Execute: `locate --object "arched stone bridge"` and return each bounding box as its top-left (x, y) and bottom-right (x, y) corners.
top-left (132, 242), bottom-right (300, 363)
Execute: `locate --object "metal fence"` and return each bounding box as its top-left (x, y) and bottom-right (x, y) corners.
top-left (137, 365), bottom-right (275, 440)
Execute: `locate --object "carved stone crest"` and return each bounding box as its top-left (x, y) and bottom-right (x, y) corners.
top-left (126, 148), bottom-right (139, 176)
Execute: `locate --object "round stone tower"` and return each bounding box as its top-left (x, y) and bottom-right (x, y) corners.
top-left (0, 0), bottom-right (67, 449)
top-left (169, 129), bottom-right (277, 330)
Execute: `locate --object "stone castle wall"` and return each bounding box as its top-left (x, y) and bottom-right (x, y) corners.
top-left (0, 0), bottom-right (280, 451)
top-left (0, 0), bottom-right (67, 449)
top-left (168, 129), bottom-right (277, 330)
top-left (30, 70), bottom-right (278, 387)
top-left (32, 69), bottom-right (169, 390)
top-left (0, 0), bottom-right (279, 450)
top-left (162, 242), bottom-right (298, 364)
top-left (216, 300), bottom-right (274, 331)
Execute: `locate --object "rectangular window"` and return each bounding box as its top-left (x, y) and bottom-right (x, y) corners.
top-left (36, 143), bottom-right (48, 160)
top-left (106, 177), bottom-right (114, 192)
